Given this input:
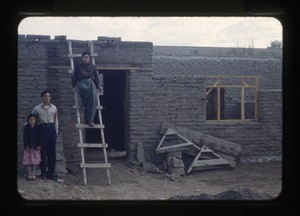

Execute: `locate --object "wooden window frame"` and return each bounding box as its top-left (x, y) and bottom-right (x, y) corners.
top-left (206, 75), bottom-right (259, 122)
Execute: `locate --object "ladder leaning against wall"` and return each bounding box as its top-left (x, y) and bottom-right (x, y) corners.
top-left (68, 40), bottom-right (111, 185)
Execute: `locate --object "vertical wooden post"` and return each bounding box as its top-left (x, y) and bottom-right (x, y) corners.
top-left (68, 40), bottom-right (74, 73)
top-left (217, 87), bottom-right (221, 121)
top-left (74, 91), bottom-right (87, 185)
top-left (254, 76), bottom-right (259, 120)
top-left (241, 87), bottom-right (245, 120)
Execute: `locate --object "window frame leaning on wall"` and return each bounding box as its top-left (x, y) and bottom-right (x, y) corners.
top-left (205, 75), bottom-right (259, 122)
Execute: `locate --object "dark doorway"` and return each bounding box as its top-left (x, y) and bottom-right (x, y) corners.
top-left (86, 70), bottom-right (128, 152)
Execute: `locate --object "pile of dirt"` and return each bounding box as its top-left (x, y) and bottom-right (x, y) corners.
top-left (169, 188), bottom-right (273, 200)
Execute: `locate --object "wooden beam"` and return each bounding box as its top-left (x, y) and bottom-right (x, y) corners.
top-left (241, 87), bottom-right (245, 120)
top-left (155, 142), bottom-right (194, 153)
top-left (73, 105), bottom-right (103, 109)
top-left (49, 66), bottom-right (71, 69)
top-left (68, 53), bottom-right (98, 58)
top-left (254, 77), bottom-right (259, 120)
top-left (160, 123), bottom-right (242, 167)
top-left (80, 163), bottom-right (111, 168)
top-left (240, 79), bottom-right (249, 86)
top-left (217, 87), bottom-right (221, 121)
top-left (206, 80), bottom-right (220, 96)
top-left (206, 75), bottom-right (257, 79)
top-left (193, 158), bottom-right (230, 167)
top-left (206, 85), bottom-right (255, 88)
top-left (78, 143), bottom-right (108, 148)
top-left (76, 124), bottom-right (104, 129)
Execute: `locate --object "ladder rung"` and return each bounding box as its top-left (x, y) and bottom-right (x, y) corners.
top-left (68, 53), bottom-right (98, 58)
top-left (80, 163), bottom-right (111, 168)
top-left (73, 105), bottom-right (103, 109)
top-left (76, 124), bottom-right (105, 129)
top-left (78, 143), bottom-right (108, 148)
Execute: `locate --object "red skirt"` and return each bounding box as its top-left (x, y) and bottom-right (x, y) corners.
top-left (22, 149), bottom-right (41, 165)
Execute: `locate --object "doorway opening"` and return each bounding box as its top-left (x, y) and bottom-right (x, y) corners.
top-left (85, 70), bottom-right (129, 157)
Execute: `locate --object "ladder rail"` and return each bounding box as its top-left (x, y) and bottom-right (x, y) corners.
top-left (69, 40), bottom-right (87, 185)
top-left (74, 91), bottom-right (87, 185)
top-left (96, 95), bottom-right (111, 184)
top-left (68, 40), bottom-right (74, 73)
top-left (92, 38), bottom-right (111, 183)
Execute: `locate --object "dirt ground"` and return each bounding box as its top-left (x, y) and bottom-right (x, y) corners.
top-left (17, 159), bottom-right (282, 201)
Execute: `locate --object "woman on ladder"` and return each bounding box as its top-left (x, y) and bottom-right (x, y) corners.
top-left (70, 51), bottom-right (101, 127)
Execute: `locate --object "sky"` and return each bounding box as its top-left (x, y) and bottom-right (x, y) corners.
top-left (18, 16), bottom-right (282, 48)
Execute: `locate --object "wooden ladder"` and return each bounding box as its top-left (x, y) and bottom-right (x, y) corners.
top-left (68, 40), bottom-right (111, 185)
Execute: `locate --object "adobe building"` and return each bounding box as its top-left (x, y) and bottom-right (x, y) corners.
top-left (17, 35), bottom-right (282, 173)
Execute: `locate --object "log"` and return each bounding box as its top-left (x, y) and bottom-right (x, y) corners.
top-left (160, 122), bottom-right (242, 167)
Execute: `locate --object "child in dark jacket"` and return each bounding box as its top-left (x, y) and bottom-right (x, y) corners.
top-left (22, 113), bottom-right (41, 180)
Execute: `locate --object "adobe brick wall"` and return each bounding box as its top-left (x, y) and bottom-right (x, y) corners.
top-left (18, 35), bottom-right (282, 172)
top-left (153, 56), bottom-right (282, 90)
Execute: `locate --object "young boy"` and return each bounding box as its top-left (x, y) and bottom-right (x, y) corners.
top-left (70, 51), bottom-right (101, 127)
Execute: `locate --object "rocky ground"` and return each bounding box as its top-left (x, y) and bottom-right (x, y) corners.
top-left (17, 159), bottom-right (282, 201)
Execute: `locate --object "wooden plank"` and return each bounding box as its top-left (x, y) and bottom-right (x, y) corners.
top-left (240, 79), bottom-right (249, 86)
top-left (191, 144), bottom-right (202, 151)
top-left (156, 146), bottom-right (195, 154)
top-left (189, 164), bottom-right (231, 171)
top-left (206, 119), bottom-right (254, 122)
top-left (206, 75), bottom-right (257, 79)
top-left (156, 142), bottom-right (193, 151)
top-left (187, 151), bottom-right (202, 174)
top-left (68, 53), bottom-right (98, 57)
top-left (193, 158), bottom-right (230, 167)
top-left (206, 85), bottom-right (255, 88)
top-left (76, 124), bottom-right (105, 129)
top-left (210, 151), bottom-right (237, 167)
top-left (80, 163), bottom-right (111, 168)
top-left (155, 134), bottom-right (167, 151)
top-left (254, 77), bottom-right (259, 120)
top-left (160, 123), bottom-right (241, 164)
top-left (217, 87), bottom-right (221, 121)
top-left (78, 143), bottom-right (108, 148)
top-left (241, 87), bottom-right (245, 120)
top-left (206, 80), bottom-right (220, 96)
top-left (49, 66), bottom-right (71, 69)
top-left (200, 148), bottom-right (213, 153)
top-left (73, 105), bottom-right (103, 109)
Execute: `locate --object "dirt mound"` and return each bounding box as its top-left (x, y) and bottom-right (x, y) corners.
top-left (169, 188), bottom-right (273, 200)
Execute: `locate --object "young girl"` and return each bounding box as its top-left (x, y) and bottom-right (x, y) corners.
top-left (22, 113), bottom-right (41, 180)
